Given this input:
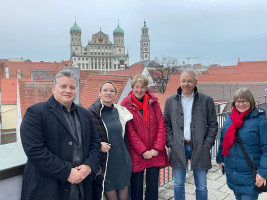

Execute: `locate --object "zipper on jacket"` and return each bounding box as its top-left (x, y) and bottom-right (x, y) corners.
top-left (99, 103), bottom-right (110, 198)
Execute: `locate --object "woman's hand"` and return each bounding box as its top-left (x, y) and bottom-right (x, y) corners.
top-left (101, 142), bottom-right (111, 152)
top-left (255, 173), bottom-right (267, 187)
top-left (219, 163), bottom-right (225, 170)
top-left (143, 151), bottom-right (152, 159)
top-left (150, 149), bottom-right (159, 157)
top-left (219, 163), bottom-right (225, 174)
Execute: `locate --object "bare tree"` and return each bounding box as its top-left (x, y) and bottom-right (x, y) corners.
top-left (148, 56), bottom-right (181, 93)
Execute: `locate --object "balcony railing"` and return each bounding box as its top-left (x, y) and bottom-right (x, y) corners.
top-left (1, 96), bottom-right (267, 199)
top-left (159, 95), bottom-right (267, 186)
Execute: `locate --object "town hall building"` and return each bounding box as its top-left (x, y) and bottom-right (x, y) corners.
top-left (70, 20), bottom-right (150, 73)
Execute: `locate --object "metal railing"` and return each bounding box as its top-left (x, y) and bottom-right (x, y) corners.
top-left (159, 95), bottom-right (267, 186)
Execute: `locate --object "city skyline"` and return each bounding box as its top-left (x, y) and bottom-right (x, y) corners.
top-left (1, 0), bottom-right (267, 66)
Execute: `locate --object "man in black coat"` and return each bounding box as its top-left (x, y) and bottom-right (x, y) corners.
top-left (20, 69), bottom-right (101, 200)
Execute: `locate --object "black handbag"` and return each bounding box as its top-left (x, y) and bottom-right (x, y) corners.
top-left (236, 132), bottom-right (267, 192)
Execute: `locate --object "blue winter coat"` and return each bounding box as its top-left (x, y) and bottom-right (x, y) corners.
top-left (216, 109), bottom-right (267, 195)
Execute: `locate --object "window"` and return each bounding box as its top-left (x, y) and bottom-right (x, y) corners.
top-left (86, 64), bottom-right (88, 69)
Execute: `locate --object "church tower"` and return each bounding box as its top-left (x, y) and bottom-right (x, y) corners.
top-left (113, 23), bottom-right (125, 55)
top-left (70, 20), bottom-right (82, 58)
top-left (140, 21), bottom-right (150, 61)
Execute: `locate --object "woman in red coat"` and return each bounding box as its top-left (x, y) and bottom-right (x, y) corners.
top-left (121, 75), bottom-right (169, 200)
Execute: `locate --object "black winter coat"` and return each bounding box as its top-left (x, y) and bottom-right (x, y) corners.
top-left (20, 96), bottom-right (101, 200)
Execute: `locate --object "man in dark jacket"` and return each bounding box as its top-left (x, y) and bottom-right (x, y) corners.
top-left (164, 69), bottom-right (218, 200)
top-left (20, 69), bottom-right (101, 200)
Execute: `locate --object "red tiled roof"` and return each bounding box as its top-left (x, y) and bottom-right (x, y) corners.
top-left (80, 74), bottom-right (130, 108)
top-left (19, 79), bottom-right (53, 117)
top-left (153, 93), bottom-right (168, 112)
top-left (80, 70), bottom-right (102, 80)
top-left (235, 60), bottom-right (267, 73)
top-left (206, 65), bottom-right (236, 74)
top-left (1, 78), bottom-right (17, 104)
top-left (0, 60), bottom-right (72, 84)
top-left (109, 64), bottom-right (145, 78)
top-left (165, 72), bottom-right (267, 98)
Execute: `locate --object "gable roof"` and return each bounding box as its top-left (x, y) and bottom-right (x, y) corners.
top-left (80, 74), bottom-right (130, 108)
top-left (109, 64), bottom-right (145, 78)
top-left (1, 78), bottom-right (17, 104)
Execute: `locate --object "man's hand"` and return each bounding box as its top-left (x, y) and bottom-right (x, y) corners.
top-left (75, 164), bottom-right (91, 180)
top-left (67, 168), bottom-right (83, 184)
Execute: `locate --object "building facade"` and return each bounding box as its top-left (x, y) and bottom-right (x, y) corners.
top-left (70, 21), bottom-right (129, 74)
top-left (140, 21), bottom-right (150, 61)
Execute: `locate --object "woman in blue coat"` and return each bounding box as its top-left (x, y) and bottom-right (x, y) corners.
top-left (216, 88), bottom-right (267, 200)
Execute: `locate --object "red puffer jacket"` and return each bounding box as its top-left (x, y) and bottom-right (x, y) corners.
top-left (121, 90), bottom-right (169, 173)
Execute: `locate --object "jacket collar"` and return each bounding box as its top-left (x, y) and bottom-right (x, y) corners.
top-left (246, 108), bottom-right (265, 119)
top-left (123, 90), bottom-right (158, 106)
top-left (47, 95), bottom-right (82, 142)
top-left (89, 98), bottom-right (102, 117)
top-left (177, 86), bottom-right (198, 98)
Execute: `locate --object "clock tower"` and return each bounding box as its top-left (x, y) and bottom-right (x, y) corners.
top-left (140, 21), bottom-right (150, 61)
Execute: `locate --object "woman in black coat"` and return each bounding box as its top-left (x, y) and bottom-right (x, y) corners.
top-left (88, 81), bottom-right (133, 200)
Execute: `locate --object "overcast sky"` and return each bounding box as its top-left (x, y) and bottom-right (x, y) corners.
top-left (1, 0), bottom-right (267, 66)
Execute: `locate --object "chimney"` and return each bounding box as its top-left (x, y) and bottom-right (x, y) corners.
top-left (17, 68), bottom-right (22, 78)
top-left (5, 65), bottom-right (9, 78)
top-left (68, 63), bottom-right (80, 105)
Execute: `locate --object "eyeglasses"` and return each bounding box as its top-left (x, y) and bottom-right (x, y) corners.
top-left (235, 100), bottom-right (249, 105)
top-left (102, 89), bottom-right (115, 93)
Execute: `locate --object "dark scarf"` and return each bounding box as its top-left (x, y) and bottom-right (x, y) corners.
top-left (221, 107), bottom-right (250, 156)
top-left (131, 92), bottom-right (149, 124)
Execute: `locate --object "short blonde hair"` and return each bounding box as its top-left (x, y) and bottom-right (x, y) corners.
top-left (131, 75), bottom-right (149, 88)
top-left (99, 81), bottom-right (118, 94)
top-left (231, 88), bottom-right (256, 111)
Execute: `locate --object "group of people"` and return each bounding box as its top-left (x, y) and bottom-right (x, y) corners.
top-left (20, 69), bottom-right (267, 200)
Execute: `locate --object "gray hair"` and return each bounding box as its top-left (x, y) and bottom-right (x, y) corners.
top-left (180, 69), bottom-right (197, 80)
top-left (54, 70), bottom-right (77, 86)
top-left (231, 88), bottom-right (256, 111)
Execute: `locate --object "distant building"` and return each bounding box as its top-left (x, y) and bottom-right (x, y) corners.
top-left (70, 21), bottom-right (129, 74)
top-left (140, 21), bottom-right (150, 61)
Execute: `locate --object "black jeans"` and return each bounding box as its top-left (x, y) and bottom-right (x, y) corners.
top-left (130, 167), bottom-right (160, 200)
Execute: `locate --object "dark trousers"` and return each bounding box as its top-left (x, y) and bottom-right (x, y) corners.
top-left (130, 167), bottom-right (160, 200)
